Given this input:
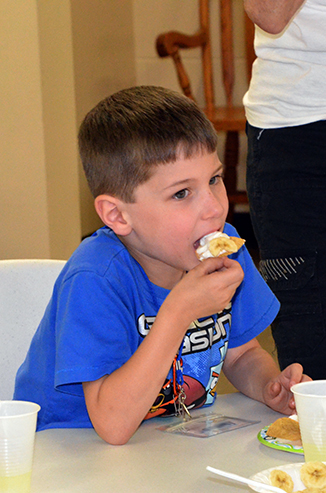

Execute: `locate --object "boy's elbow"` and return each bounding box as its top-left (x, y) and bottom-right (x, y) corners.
top-left (94, 420), bottom-right (137, 445)
top-left (101, 432), bottom-right (131, 446)
top-left (95, 429), bottom-right (132, 445)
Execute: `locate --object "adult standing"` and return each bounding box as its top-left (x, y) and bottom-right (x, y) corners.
top-left (243, 0), bottom-right (326, 379)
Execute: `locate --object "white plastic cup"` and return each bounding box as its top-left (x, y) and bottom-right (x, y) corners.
top-left (292, 380), bottom-right (326, 462)
top-left (0, 400), bottom-right (40, 492)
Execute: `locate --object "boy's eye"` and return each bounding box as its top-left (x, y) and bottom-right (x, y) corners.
top-left (209, 174), bottom-right (223, 185)
top-left (173, 188), bottom-right (189, 200)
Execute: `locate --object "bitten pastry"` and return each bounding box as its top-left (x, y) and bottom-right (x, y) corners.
top-left (196, 231), bottom-right (245, 261)
top-left (267, 417), bottom-right (302, 442)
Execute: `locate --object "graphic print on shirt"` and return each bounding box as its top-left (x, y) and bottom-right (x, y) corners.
top-left (206, 343), bottom-right (228, 405)
top-left (138, 304), bottom-right (232, 419)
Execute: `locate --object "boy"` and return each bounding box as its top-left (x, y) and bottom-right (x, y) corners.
top-left (14, 86), bottom-right (309, 445)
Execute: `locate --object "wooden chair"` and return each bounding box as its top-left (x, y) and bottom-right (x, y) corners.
top-left (156, 0), bottom-right (255, 221)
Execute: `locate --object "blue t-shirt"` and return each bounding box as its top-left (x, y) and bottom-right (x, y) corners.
top-left (14, 223), bottom-right (279, 430)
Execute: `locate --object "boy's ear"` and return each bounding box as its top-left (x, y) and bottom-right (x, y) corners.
top-left (94, 195), bottom-right (132, 236)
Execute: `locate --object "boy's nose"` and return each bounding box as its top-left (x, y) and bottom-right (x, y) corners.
top-left (202, 190), bottom-right (227, 219)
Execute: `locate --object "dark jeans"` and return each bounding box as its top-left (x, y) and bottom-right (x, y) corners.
top-left (246, 121), bottom-right (326, 379)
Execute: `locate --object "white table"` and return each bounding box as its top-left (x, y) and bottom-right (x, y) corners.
top-left (31, 393), bottom-right (303, 492)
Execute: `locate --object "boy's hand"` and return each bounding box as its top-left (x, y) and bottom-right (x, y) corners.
top-left (262, 363), bottom-right (312, 415)
top-left (167, 257), bottom-right (244, 323)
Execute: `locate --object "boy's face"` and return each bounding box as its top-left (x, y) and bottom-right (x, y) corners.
top-left (120, 150), bottom-right (228, 288)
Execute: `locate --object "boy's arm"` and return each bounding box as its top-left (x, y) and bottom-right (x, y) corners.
top-left (83, 257), bottom-right (243, 445)
top-left (83, 301), bottom-right (192, 445)
top-left (244, 0), bottom-right (306, 34)
top-left (223, 338), bottom-right (311, 414)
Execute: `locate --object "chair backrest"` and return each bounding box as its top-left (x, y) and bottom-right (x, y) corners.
top-left (156, 0), bottom-right (255, 115)
top-left (0, 259), bottom-right (66, 399)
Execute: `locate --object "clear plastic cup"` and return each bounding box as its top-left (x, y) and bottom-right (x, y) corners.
top-left (292, 380), bottom-right (326, 462)
top-left (0, 400), bottom-right (40, 492)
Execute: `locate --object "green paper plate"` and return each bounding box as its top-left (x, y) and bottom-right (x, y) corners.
top-left (257, 425), bottom-right (303, 455)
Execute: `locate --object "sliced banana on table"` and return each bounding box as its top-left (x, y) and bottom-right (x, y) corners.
top-left (270, 469), bottom-right (294, 493)
top-left (300, 462), bottom-right (326, 489)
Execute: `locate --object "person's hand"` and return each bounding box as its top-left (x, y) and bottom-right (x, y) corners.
top-left (262, 363), bottom-right (312, 415)
top-left (167, 256), bottom-right (244, 324)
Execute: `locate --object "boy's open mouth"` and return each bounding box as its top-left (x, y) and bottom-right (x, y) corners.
top-left (193, 239), bottom-right (201, 250)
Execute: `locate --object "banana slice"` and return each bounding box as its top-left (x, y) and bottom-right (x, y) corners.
top-left (300, 462), bottom-right (326, 489)
top-left (270, 469), bottom-right (294, 493)
top-left (196, 232), bottom-right (245, 261)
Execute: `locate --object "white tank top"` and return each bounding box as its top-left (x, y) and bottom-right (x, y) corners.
top-left (243, 0), bottom-right (326, 128)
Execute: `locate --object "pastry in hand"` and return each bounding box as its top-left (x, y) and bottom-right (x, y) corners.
top-left (196, 231), bottom-right (245, 261)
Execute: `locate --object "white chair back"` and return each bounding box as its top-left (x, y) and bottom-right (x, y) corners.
top-left (0, 259), bottom-right (66, 399)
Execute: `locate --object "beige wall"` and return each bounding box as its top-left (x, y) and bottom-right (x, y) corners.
top-left (0, 0), bottom-right (136, 259)
top-left (37, 1), bottom-right (81, 259)
top-left (1, 2), bottom-right (51, 259)
top-left (0, 1), bottom-right (82, 260)
top-left (71, 0), bottom-right (136, 238)
top-left (0, 0), bottom-right (249, 261)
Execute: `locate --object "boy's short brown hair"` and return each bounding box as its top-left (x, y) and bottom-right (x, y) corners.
top-left (78, 85), bottom-right (218, 202)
